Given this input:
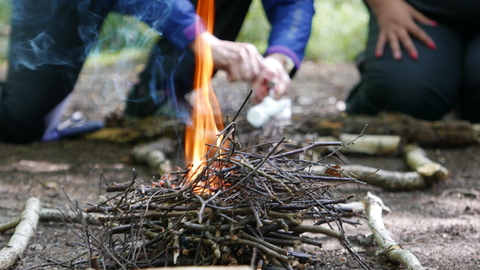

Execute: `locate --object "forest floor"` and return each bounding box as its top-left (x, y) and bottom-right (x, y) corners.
top-left (0, 61), bottom-right (479, 269)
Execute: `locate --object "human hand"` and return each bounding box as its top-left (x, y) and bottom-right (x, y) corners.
top-left (191, 32), bottom-right (266, 84)
top-left (251, 54), bottom-right (291, 104)
top-left (366, 0), bottom-right (437, 60)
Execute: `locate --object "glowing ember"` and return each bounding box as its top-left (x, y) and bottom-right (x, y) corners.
top-left (184, 0), bottom-right (225, 192)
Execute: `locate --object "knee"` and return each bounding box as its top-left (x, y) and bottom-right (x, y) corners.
top-left (347, 69), bottom-right (458, 121)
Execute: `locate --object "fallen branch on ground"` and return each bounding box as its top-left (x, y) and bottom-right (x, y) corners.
top-left (130, 138), bottom-right (174, 174)
top-left (404, 144), bottom-right (449, 184)
top-left (0, 208), bottom-right (110, 232)
top-left (338, 134), bottom-right (402, 155)
top-left (0, 197), bottom-right (41, 270)
top-left (343, 165), bottom-right (427, 191)
top-left (364, 192), bottom-right (424, 270)
top-left (312, 164), bottom-right (427, 191)
top-left (338, 201), bottom-right (390, 215)
top-left (293, 112), bottom-right (479, 147)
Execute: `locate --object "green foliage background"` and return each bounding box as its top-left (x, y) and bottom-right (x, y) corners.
top-left (0, 0), bottom-right (369, 64)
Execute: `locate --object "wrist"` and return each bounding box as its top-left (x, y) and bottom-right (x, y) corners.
top-left (266, 53), bottom-right (295, 74)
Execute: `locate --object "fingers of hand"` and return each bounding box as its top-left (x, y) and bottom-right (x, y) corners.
top-left (397, 28), bottom-right (418, 59)
top-left (387, 31), bottom-right (402, 60)
top-left (227, 43), bottom-right (264, 82)
top-left (263, 57), bottom-right (290, 99)
top-left (407, 24), bottom-right (436, 50)
top-left (375, 33), bottom-right (387, 58)
top-left (410, 5), bottom-right (437, 26)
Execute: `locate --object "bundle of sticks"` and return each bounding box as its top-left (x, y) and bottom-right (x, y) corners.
top-left (78, 123), bottom-right (370, 270)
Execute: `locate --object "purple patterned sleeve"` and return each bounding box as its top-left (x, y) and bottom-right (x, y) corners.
top-left (114, 0), bottom-right (206, 49)
top-left (262, 0), bottom-right (315, 71)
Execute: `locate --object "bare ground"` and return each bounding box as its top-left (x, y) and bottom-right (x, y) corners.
top-left (0, 61), bottom-right (479, 269)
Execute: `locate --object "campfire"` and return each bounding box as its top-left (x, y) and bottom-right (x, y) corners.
top-left (80, 126), bottom-right (369, 269)
top-left (74, 0), bottom-right (369, 269)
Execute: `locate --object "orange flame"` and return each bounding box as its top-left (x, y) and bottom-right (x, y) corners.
top-left (184, 0), bottom-right (224, 186)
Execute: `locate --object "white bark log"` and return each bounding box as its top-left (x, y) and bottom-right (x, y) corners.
top-left (312, 164), bottom-right (427, 190)
top-left (338, 201), bottom-right (390, 215)
top-left (315, 134), bottom-right (401, 155)
top-left (131, 139), bottom-right (173, 174)
top-left (339, 134), bottom-right (401, 155)
top-left (0, 197), bottom-right (41, 270)
top-left (343, 164), bottom-right (426, 190)
top-left (404, 144), bottom-right (449, 182)
top-left (0, 208), bottom-right (110, 232)
top-left (364, 192), bottom-right (424, 270)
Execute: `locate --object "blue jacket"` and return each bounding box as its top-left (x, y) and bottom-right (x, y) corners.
top-left (117, 0), bottom-right (314, 70)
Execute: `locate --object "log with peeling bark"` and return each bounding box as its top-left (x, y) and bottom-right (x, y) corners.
top-left (130, 138), bottom-right (174, 174)
top-left (293, 113), bottom-right (479, 147)
top-left (338, 201), bottom-right (390, 215)
top-left (342, 165), bottom-right (427, 190)
top-left (338, 134), bottom-right (402, 155)
top-left (364, 192), bottom-right (424, 270)
top-left (0, 208), bottom-right (110, 231)
top-left (311, 141), bottom-right (448, 190)
top-left (404, 144), bottom-right (449, 184)
top-left (0, 197), bottom-right (41, 270)
top-left (313, 164), bottom-right (427, 190)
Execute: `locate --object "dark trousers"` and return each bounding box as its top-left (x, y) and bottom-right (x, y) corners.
top-left (0, 0), bottom-right (252, 143)
top-left (346, 1), bottom-right (480, 123)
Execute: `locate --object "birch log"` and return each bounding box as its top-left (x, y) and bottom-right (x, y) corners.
top-left (294, 113), bottom-right (478, 147)
top-left (131, 139), bottom-right (174, 174)
top-left (339, 134), bottom-right (401, 155)
top-left (364, 192), bottom-right (424, 270)
top-left (404, 144), bottom-right (449, 184)
top-left (312, 165), bottom-right (427, 190)
top-left (342, 165), bottom-right (426, 190)
top-left (0, 208), bottom-right (110, 233)
top-left (0, 197), bottom-right (41, 270)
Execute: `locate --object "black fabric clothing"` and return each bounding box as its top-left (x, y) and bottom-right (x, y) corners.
top-left (0, 0), bottom-right (110, 143)
top-left (346, 0), bottom-right (480, 123)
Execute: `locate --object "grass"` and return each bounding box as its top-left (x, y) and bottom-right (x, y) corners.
top-left (0, 0), bottom-right (369, 65)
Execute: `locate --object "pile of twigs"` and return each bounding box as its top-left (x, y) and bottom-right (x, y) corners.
top-left (75, 122), bottom-right (370, 270)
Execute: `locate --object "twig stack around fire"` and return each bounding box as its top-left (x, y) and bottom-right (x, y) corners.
top-left (77, 123), bottom-right (371, 270)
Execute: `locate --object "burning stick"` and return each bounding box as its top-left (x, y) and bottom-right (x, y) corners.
top-left (364, 192), bottom-right (424, 270)
top-left (0, 197), bottom-right (40, 270)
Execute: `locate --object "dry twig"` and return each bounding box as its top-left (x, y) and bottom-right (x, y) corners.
top-left (364, 192), bottom-right (424, 270)
top-left (0, 197), bottom-right (41, 270)
top-left (404, 144), bottom-right (449, 184)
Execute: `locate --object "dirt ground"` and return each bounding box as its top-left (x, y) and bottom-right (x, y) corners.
top-left (0, 62), bottom-right (479, 270)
